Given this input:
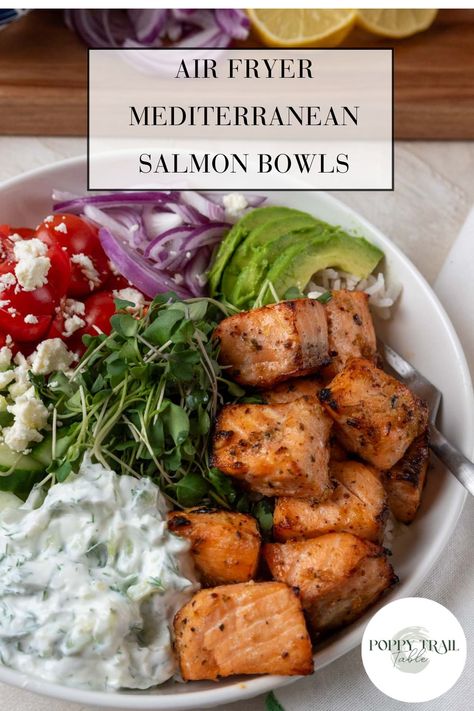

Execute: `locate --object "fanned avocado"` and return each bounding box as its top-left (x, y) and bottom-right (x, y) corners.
top-left (222, 213), bottom-right (320, 305)
top-left (263, 230), bottom-right (384, 304)
top-left (208, 206), bottom-right (310, 296)
top-left (228, 220), bottom-right (334, 309)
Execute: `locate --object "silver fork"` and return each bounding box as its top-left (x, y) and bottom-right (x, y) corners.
top-left (379, 341), bottom-right (474, 497)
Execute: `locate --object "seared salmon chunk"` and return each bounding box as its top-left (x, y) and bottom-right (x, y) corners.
top-left (381, 430), bottom-right (429, 523)
top-left (262, 376), bottom-right (323, 404)
top-left (264, 533), bottom-right (397, 634)
top-left (323, 290), bottom-right (376, 378)
top-left (319, 358), bottom-right (428, 470)
top-left (174, 581), bottom-right (314, 680)
top-left (213, 299), bottom-right (328, 389)
top-left (274, 460), bottom-right (388, 543)
top-left (168, 508), bottom-right (261, 585)
top-left (212, 397), bottom-right (332, 499)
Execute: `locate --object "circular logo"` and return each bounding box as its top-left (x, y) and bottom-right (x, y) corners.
top-left (361, 598), bottom-right (466, 702)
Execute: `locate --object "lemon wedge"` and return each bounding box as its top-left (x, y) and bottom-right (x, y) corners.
top-left (247, 9), bottom-right (357, 48)
top-left (357, 9), bottom-right (438, 38)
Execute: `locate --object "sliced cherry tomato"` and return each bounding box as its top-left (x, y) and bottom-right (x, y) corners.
top-left (0, 225), bottom-right (35, 239)
top-left (69, 291), bottom-right (116, 355)
top-left (36, 214), bottom-right (111, 298)
top-left (0, 283), bottom-right (56, 342)
top-left (105, 272), bottom-right (132, 291)
top-left (0, 234), bottom-right (71, 301)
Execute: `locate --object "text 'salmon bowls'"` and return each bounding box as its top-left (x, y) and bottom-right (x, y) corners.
top-left (0, 156), bottom-right (472, 710)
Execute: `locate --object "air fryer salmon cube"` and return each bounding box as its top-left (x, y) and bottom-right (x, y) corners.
top-left (323, 290), bottom-right (377, 378)
top-left (264, 533), bottom-right (397, 634)
top-left (318, 358), bottom-right (428, 469)
top-left (212, 397), bottom-right (332, 499)
top-left (381, 430), bottom-right (429, 523)
top-left (213, 299), bottom-right (329, 389)
top-left (262, 376), bottom-right (323, 404)
top-left (274, 460), bottom-right (388, 543)
top-left (167, 508), bottom-right (261, 585)
top-left (174, 581), bottom-right (314, 680)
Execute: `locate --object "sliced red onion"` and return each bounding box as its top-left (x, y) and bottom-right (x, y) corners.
top-left (127, 9), bottom-right (168, 43)
top-left (53, 189), bottom-right (263, 299)
top-left (53, 191), bottom-right (175, 214)
top-left (215, 9), bottom-right (250, 41)
top-left (184, 247), bottom-right (212, 297)
top-left (99, 227), bottom-right (188, 298)
top-left (64, 9), bottom-right (249, 52)
top-left (142, 206), bottom-right (183, 238)
top-left (180, 191), bottom-right (226, 222)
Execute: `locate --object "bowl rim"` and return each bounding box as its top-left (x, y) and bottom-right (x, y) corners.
top-left (0, 155), bottom-right (472, 710)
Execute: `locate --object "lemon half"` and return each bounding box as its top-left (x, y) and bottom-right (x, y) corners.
top-left (247, 9), bottom-right (357, 48)
top-left (357, 9), bottom-right (438, 38)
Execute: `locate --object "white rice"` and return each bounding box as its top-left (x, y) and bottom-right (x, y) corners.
top-left (306, 268), bottom-right (402, 320)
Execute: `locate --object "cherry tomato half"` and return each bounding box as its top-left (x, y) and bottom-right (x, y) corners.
top-left (68, 291), bottom-right (116, 355)
top-left (36, 214), bottom-right (111, 298)
top-left (0, 234), bottom-right (71, 302)
top-left (0, 225), bottom-right (35, 239)
top-left (0, 283), bottom-right (56, 342)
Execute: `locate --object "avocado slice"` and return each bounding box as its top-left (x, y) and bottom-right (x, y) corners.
top-left (208, 206), bottom-right (310, 296)
top-left (264, 230), bottom-right (384, 304)
top-left (221, 213), bottom-right (320, 305)
top-left (227, 220), bottom-right (334, 309)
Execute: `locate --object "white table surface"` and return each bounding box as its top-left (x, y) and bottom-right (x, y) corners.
top-left (0, 137), bottom-right (472, 711)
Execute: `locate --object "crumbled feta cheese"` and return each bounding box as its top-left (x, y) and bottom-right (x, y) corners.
top-left (113, 287), bottom-right (145, 313)
top-left (8, 233), bottom-right (22, 242)
top-left (0, 273), bottom-right (16, 293)
top-left (43, 215), bottom-right (54, 224)
top-left (62, 314), bottom-right (85, 337)
top-left (60, 299), bottom-right (86, 337)
top-left (29, 339), bottom-right (75, 375)
top-left (108, 260), bottom-right (120, 276)
top-left (0, 370), bottom-right (15, 389)
top-left (13, 238), bottom-right (48, 261)
top-left (3, 386), bottom-right (49, 453)
top-left (63, 298), bottom-right (86, 317)
top-left (5, 335), bottom-right (12, 346)
top-left (173, 273), bottom-right (184, 285)
top-left (0, 346), bottom-right (12, 370)
top-left (14, 238), bottom-right (51, 291)
top-left (24, 314), bottom-right (38, 324)
top-left (7, 307), bottom-right (17, 318)
top-left (71, 253), bottom-right (100, 290)
top-left (223, 193), bottom-right (248, 222)
top-left (54, 222), bottom-right (68, 234)
top-left (0, 299), bottom-right (10, 308)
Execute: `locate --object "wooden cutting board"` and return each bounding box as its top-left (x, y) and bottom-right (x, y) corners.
top-left (0, 9), bottom-right (473, 139)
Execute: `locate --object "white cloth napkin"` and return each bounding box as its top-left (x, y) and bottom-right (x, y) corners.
top-left (266, 208), bottom-right (474, 711)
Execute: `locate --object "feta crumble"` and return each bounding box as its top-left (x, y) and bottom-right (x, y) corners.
top-left (113, 287), bottom-right (145, 313)
top-left (29, 339), bottom-right (75, 375)
top-left (61, 299), bottom-right (86, 337)
top-left (24, 314), bottom-right (39, 324)
top-left (223, 193), bottom-right (248, 222)
top-left (0, 347), bottom-right (12, 370)
top-left (3, 386), bottom-right (49, 453)
top-left (54, 222), bottom-right (68, 234)
top-left (71, 253), bottom-right (100, 290)
top-left (14, 238), bottom-right (51, 291)
top-left (0, 273), bottom-right (16, 293)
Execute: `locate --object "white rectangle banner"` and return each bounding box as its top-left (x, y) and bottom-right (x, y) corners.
top-left (88, 48), bottom-right (393, 191)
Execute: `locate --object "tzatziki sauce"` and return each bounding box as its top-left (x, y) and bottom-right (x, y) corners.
top-left (0, 455), bottom-right (198, 690)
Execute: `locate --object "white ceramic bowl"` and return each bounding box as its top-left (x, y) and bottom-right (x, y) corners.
top-left (0, 157), bottom-right (472, 710)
